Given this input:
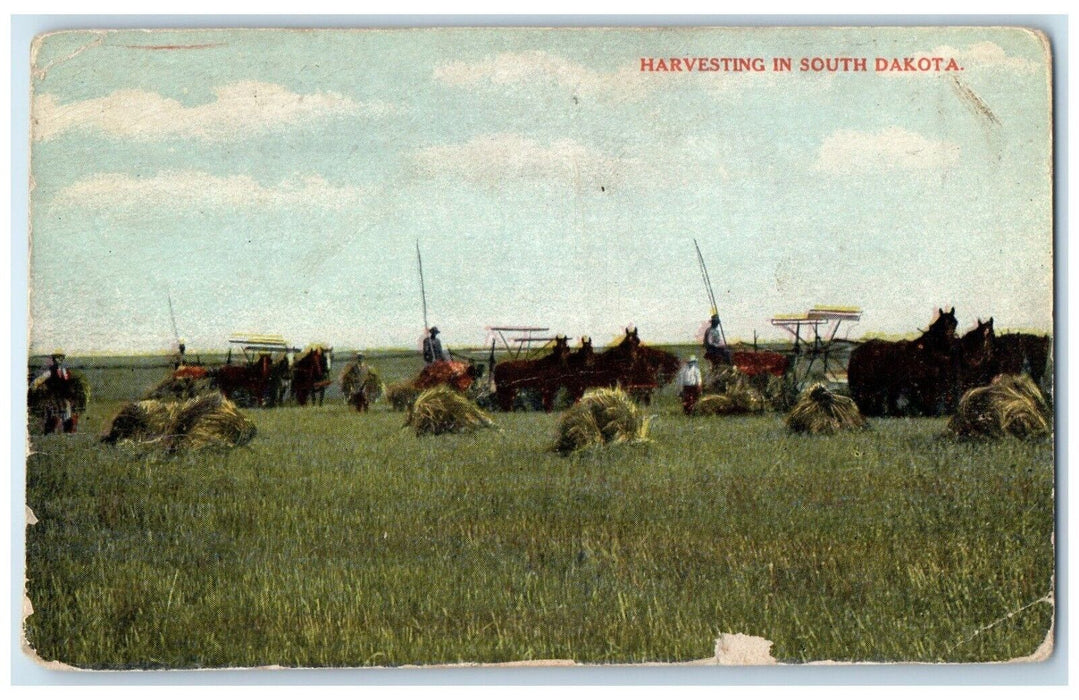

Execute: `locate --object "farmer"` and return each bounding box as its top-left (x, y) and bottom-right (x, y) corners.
top-left (704, 314), bottom-right (731, 367)
top-left (31, 350), bottom-right (78, 433)
top-left (679, 355), bottom-right (703, 415)
top-left (342, 352), bottom-right (373, 412)
top-left (422, 327), bottom-right (451, 365)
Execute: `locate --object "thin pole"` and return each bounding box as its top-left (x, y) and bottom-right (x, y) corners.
top-left (694, 239), bottom-right (728, 347)
top-left (167, 291), bottom-right (180, 345)
top-left (416, 241), bottom-right (429, 332)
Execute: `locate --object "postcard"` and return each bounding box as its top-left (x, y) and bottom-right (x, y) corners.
top-left (23, 26), bottom-right (1054, 670)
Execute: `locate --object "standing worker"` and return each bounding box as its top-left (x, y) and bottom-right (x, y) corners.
top-left (341, 351), bottom-right (373, 412)
top-left (31, 350), bottom-right (78, 433)
top-left (680, 355), bottom-right (703, 415)
top-left (422, 327), bottom-right (450, 365)
top-left (704, 314), bottom-right (731, 368)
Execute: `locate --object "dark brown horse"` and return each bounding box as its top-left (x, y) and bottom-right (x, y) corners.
top-left (848, 308), bottom-right (960, 416)
top-left (212, 353), bottom-right (276, 407)
top-left (562, 337), bottom-right (596, 402)
top-left (291, 346), bottom-right (332, 406)
top-left (628, 343), bottom-right (682, 404)
top-left (992, 332), bottom-right (1051, 386)
top-left (958, 318), bottom-right (996, 396)
top-left (569, 327), bottom-right (642, 398)
top-left (494, 335), bottom-right (571, 412)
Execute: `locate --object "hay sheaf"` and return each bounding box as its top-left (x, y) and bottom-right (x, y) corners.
top-left (386, 381), bottom-right (420, 411)
top-left (28, 370), bottom-right (91, 415)
top-left (554, 387), bottom-right (651, 454)
top-left (405, 386), bottom-right (495, 436)
top-left (144, 373), bottom-right (215, 400)
top-left (102, 393), bottom-right (256, 451)
top-left (701, 366), bottom-right (775, 413)
top-left (947, 374), bottom-right (1051, 440)
top-left (786, 383), bottom-right (868, 434)
top-left (694, 389), bottom-right (766, 416)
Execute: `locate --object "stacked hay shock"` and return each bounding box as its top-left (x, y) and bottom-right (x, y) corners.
top-left (554, 387), bottom-right (651, 454)
top-left (947, 374), bottom-right (1051, 439)
top-left (102, 393), bottom-right (256, 452)
top-left (695, 366), bottom-right (767, 415)
top-left (785, 383), bottom-right (868, 434)
top-left (405, 385), bottom-right (495, 436)
top-left (27, 369), bottom-right (91, 433)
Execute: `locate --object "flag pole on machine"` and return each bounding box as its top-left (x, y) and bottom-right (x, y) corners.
top-left (694, 239), bottom-right (728, 347)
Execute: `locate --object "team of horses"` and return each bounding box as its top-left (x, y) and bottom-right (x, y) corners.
top-left (208, 346), bottom-right (333, 408)
top-left (847, 308), bottom-right (1051, 417)
top-left (492, 327), bottom-right (682, 412)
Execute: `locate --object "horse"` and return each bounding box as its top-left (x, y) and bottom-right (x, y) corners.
top-left (957, 318), bottom-right (996, 397)
top-left (493, 335), bottom-right (571, 412)
top-left (211, 353), bottom-right (276, 407)
top-left (627, 342), bottom-right (682, 404)
top-left (562, 337), bottom-right (596, 403)
top-left (992, 332), bottom-right (1051, 386)
top-left (291, 346), bottom-right (333, 406)
top-left (570, 327), bottom-right (643, 399)
top-left (847, 307), bottom-right (960, 416)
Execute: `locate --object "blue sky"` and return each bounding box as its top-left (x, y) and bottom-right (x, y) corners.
top-left (28, 27), bottom-right (1052, 354)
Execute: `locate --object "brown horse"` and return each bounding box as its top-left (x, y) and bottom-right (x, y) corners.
top-left (570, 327), bottom-right (642, 398)
top-left (494, 335), bottom-right (571, 412)
top-left (993, 332), bottom-right (1051, 386)
top-left (212, 353), bottom-right (276, 407)
top-left (958, 318), bottom-right (996, 396)
top-left (291, 346), bottom-right (332, 406)
top-left (848, 308), bottom-right (960, 416)
top-left (562, 337), bottom-right (596, 402)
top-left (627, 342), bottom-right (682, 404)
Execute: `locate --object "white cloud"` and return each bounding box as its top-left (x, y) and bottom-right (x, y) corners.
top-left (52, 171), bottom-right (368, 210)
top-left (32, 82), bottom-right (392, 141)
top-left (434, 51), bottom-right (653, 100)
top-left (814, 127), bottom-right (960, 174)
top-left (413, 133), bottom-right (630, 186)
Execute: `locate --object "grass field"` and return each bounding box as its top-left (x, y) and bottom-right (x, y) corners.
top-left (23, 354), bottom-right (1055, 668)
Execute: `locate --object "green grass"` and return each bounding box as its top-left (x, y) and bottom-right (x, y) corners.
top-left (23, 359), bottom-right (1054, 669)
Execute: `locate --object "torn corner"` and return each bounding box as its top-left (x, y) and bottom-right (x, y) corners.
top-left (713, 632), bottom-right (777, 665)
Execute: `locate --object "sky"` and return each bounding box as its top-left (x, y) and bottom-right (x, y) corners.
top-left (26, 26), bottom-right (1053, 354)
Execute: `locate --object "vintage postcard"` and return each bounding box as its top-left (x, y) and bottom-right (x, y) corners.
top-left (23, 26), bottom-right (1054, 671)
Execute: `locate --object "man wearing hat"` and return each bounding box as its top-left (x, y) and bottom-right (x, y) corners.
top-left (422, 327), bottom-right (450, 366)
top-left (32, 351), bottom-right (77, 433)
top-left (342, 351), bottom-right (373, 412)
top-left (680, 355), bottom-right (703, 415)
top-left (703, 314), bottom-right (731, 368)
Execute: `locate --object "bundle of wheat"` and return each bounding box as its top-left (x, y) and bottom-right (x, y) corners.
top-left (405, 386), bottom-right (496, 436)
top-left (554, 387), bottom-right (651, 454)
top-left (785, 383), bottom-right (868, 434)
top-left (693, 387), bottom-right (766, 416)
top-left (101, 393), bottom-right (255, 451)
top-left (28, 369), bottom-right (91, 414)
top-left (386, 381), bottom-right (420, 411)
top-left (171, 393), bottom-right (258, 450)
top-left (144, 373), bottom-right (215, 400)
top-left (704, 365), bottom-right (744, 394)
top-left (946, 374), bottom-right (1051, 440)
top-left (362, 370), bottom-right (385, 403)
